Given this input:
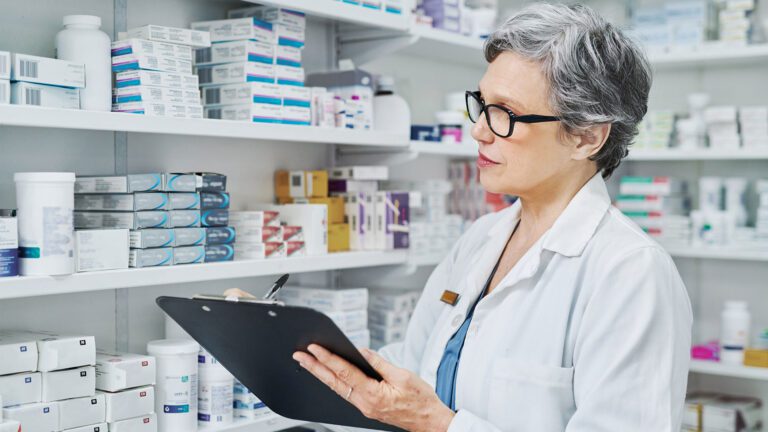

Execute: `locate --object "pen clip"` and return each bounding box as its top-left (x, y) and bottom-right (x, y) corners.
top-left (263, 273), bottom-right (290, 302)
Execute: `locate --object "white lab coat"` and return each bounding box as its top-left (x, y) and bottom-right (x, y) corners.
top-left (379, 174), bottom-right (693, 432)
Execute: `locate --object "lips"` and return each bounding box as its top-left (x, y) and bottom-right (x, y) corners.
top-left (477, 152), bottom-right (500, 168)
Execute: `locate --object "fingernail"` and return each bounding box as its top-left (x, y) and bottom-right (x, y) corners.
top-left (292, 353), bottom-right (300, 361)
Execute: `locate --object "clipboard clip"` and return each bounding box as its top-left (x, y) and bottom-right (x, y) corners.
top-left (193, 274), bottom-right (290, 305)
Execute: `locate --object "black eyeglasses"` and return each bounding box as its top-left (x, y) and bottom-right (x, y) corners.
top-left (465, 91), bottom-right (561, 138)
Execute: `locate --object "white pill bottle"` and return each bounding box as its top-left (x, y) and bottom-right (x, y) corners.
top-left (198, 348), bottom-right (234, 428)
top-left (14, 172), bottom-right (75, 276)
top-left (55, 15), bottom-right (111, 111)
top-left (720, 301), bottom-right (751, 365)
top-left (148, 339), bottom-right (200, 432)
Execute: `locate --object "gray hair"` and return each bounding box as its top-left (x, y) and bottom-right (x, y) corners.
top-left (484, 3), bottom-right (651, 178)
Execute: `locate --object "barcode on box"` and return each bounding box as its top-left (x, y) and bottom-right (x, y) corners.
top-left (207, 108), bottom-right (222, 119)
top-left (204, 87), bottom-right (220, 105)
top-left (25, 88), bottom-right (41, 106)
top-left (197, 68), bottom-right (212, 84)
top-left (20, 59), bottom-right (38, 78)
top-left (195, 48), bottom-right (212, 64)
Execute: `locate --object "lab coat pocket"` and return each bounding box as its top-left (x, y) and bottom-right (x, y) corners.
top-left (487, 359), bottom-right (575, 432)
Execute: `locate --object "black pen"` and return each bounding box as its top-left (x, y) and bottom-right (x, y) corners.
top-left (263, 274), bottom-right (290, 301)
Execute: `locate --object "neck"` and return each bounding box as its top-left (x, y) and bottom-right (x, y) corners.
top-left (516, 168), bottom-right (599, 240)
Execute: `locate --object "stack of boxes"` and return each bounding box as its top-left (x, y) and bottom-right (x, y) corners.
top-left (739, 106), bottom-right (768, 148)
top-left (683, 393), bottom-right (762, 432)
top-left (229, 210), bottom-right (287, 260)
top-left (307, 69), bottom-right (374, 130)
top-left (112, 25), bottom-right (210, 118)
top-left (449, 161), bottom-right (512, 221)
top-left (95, 351), bottom-right (157, 432)
top-left (278, 286), bottom-right (371, 349)
top-left (5, 51), bottom-right (84, 109)
top-left (368, 289), bottom-right (420, 349)
top-left (233, 380), bottom-right (271, 421)
top-left (231, 204), bottom-right (325, 259)
top-left (0, 331), bottom-right (108, 432)
top-left (417, 0), bottom-right (463, 33)
top-left (704, 106), bottom-right (741, 150)
top-left (334, 0), bottom-right (405, 15)
top-left (717, 0), bottom-right (756, 46)
top-left (634, 110), bottom-right (675, 150)
top-left (617, 176), bottom-right (691, 245)
top-left (73, 172), bottom-right (233, 269)
top-left (757, 180), bottom-right (768, 243)
top-left (193, 7), bottom-right (310, 126)
top-left (630, 2), bottom-right (711, 55)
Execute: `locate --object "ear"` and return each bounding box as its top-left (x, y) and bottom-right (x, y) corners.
top-left (572, 123), bottom-right (611, 161)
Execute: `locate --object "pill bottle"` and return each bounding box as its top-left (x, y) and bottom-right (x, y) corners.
top-left (198, 348), bottom-right (233, 428)
top-left (147, 339), bottom-right (200, 432)
top-left (0, 209), bottom-right (18, 277)
top-left (14, 172), bottom-right (75, 276)
top-left (373, 76), bottom-right (411, 136)
top-left (56, 15), bottom-right (111, 111)
top-left (436, 111), bottom-right (465, 144)
top-left (720, 301), bottom-right (751, 365)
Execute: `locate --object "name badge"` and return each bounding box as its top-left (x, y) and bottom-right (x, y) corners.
top-left (440, 290), bottom-right (460, 306)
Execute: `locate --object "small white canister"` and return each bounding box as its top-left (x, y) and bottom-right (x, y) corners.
top-left (148, 339), bottom-right (200, 432)
top-left (14, 172), bottom-right (75, 276)
top-left (198, 348), bottom-right (234, 428)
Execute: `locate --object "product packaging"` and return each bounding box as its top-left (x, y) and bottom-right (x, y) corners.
top-left (75, 229), bottom-right (130, 272)
top-left (201, 209), bottom-right (229, 227)
top-left (275, 170), bottom-right (328, 199)
top-left (331, 166), bottom-right (389, 181)
top-left (61, 423), bottom-right (108, 432)
top-left (174, 228), bottom-right (206, 247)
top-left (111, 53), bottom-right (192, 74)
top-left (75, 193), bottom-right (169, 211)
top-left (228, 6), bottom-right (306, 28)
top-left (0, 51), bottom-right (9, 80)
top-left (275, 65), bottom-right (304, 86)
top-left (204, 103), bottom-right (282, 123)
top-left (276, 45), bottom-right (302, 67)
top-left (328, 223), bottom-right (350, 252)
top-left (204, 244), bottom-right (235, 262)
top-left (169, 210), bottom-right (201, 228)
top-left (100, 385), bottom-right (154, 422)
top-left (126, 25), bottom-right (211, 48)
top-left (196, 61), bottom-right (276, 87)
top-left (75, 174), bottom-right (164, 194)
top-left (191, 17), bottom-right (274, 43)
top-left (164, 174), bottom-right (199, 192)
top-left (129, 248), bottom-right (173, 268)
top-left (2, 403), bottom-right (58, 432)
top-left (282, 225), bottom-right (304, 242)
top-left (205, 227), bottom-right (236, 245)
top-left (0, 372), bottom-right (42, 406)
top-left (58, 395), bottom-right (106, 430)
top-left (168, 193), bottom-right (200, 210)
top-left (10, 82), bottom-right (80, 108)
top-left (129, 229), bottom-right (175, 249)
top-left (201, 192), bottom-right (230, 209)
top-left (113, 85), bottom-right (200, 105)
top-left (0, 420), bottom-right (20, 432)
top-left (375, 191), bottom-right (410, 250)
top-left (256, 204), bottom-right (327, 255)
top-left (146, 339), bottom-right (199, 432)
top-left (0, 332), bottom-right (38, 375)
top-left (278, 287), bottom-right (369, 312)
top-left (108, 413), bottom-right (157, 432)
top-left (112, 39), bottom-right (192, 61)
top-left (74, 211), bottom-right (169, 230)
top-left (41, 366), bottom-right (95, 402)
top-left (173, 246), bottom-right (206, 265)
top-left (328, 179), bottom-right (378, 194)
top-left (324, 309), bottom-right (368, 333)
top-left (113, 101), bottom-right (201, 118)
top-left (115, 70), bottom-right (199, 90)
top-left (0, 210), bottom-right (18, 277)
top-left (11, 53), bottom-right (85, 88)
top-left (95, 351), bottom-right (156, 392)
top-left (229, 211), bottom-right (280, 227)
top-left (202, 82), bottom-right (281, 106)
top-left (234, 242), bottom-right (267, 260)
top-left (194, 39), bottom-right (274, 66)
top-left (0, 80), bottom-right (8, 105)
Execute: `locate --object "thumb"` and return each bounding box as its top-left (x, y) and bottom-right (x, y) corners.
top-left (360, 348), bottom-right (401, 381)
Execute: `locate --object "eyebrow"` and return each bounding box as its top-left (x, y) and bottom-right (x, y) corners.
top-left (477, 85), bottom-right (528, 113)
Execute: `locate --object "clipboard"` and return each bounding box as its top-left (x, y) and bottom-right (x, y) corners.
top-left (157, 295), bottom-right (404, 432)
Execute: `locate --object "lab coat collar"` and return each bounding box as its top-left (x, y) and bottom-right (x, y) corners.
top-left (485, 173), bottom-right (611, 258)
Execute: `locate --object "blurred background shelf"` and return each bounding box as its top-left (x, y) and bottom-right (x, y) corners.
top-left (690, 360), bottom-right (768, 381)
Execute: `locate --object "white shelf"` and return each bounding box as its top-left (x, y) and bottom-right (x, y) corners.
top-left (689, 360), bottom-right (768, 381)
top-left (0, 105), bottom-right (409, 148)
top-left (403, 26), bottom-right (486, 67)
top-left (666, 245), bottom-right (768, 262)
top-left (628, 148), bottom-right (768, 161)
top-left (0, 251), bottom-right (409, 300)
top-left (211, 414), bottom-right (307, 432)
top-left (409, 140), bottom-right (478, 157)
top-left (243, 0), bottom-right (409, 30)
top-left (408, 251), bottom-right (446, 267)
top-left (649, 43), bottom-right (768, 69)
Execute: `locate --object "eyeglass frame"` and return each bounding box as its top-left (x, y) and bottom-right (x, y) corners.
top-left (465, 91), bottom-right (561, 138)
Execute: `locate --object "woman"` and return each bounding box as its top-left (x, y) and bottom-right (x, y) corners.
top-left (292, 3), bottom-right (692, 431)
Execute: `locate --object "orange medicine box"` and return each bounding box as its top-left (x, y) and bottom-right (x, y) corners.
top-left (280, 196), bottom-right (344, 224)
top-left (275, 170), bottom-right (328, 199)
top-left (744, 349), bottom-right (768, 368)
top-left (328, 223), bottom-right (350, 252)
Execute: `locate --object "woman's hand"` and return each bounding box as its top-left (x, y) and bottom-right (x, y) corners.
top-left (222, 288), bottom-right (256, 299)
top-left (293, 344), bottom-right (455, 432)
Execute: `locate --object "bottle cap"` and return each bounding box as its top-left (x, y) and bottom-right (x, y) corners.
top-left (63, 15), bottom-right (102, 28)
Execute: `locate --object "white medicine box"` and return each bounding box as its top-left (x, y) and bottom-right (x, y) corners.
top-left (0, 51), bottom-right (10, 80)
top-left (108, 413), bottom-right (156, 432)
top-left (58, 394), bottom-right (106, 430)
top-left (0, 332), bottom-right (39, 375)
top-left (61, 423), bottom-right (108, 432)
top-left (0, 372), bottom-right (42, 407)
top-left (100, 385), bottom-right (155, 423)
top-left (95, 351), bottom-right (156, 392)
top-left (0, 420), bottom-right (21, 432)
top-left (42, 366), bottom-right (96, 402)
top-left (2, 402), bottom-right (58, 432)
top-left (75, 229), bottom-right (130, 272)
top-left (31, 331), bottom-right (96, 372)
top-left (278, 286), bottom-right (368, 312)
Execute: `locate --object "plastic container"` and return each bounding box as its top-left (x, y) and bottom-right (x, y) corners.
top-left (724, 177), bottom-right (749, 226)
top-left (14, 172), bottom-right (75, 276)
top-left (373, 76), bottom-right (410, 136)
top-left (0, 209), bottom-right (18, 277)
top-left (436, 110), bottom-right (464, 144)
top-left (55, 15), bottom-right (111, 111)
top-left (720, 301), bottom-right (751, 365)
top-left (147, 339), bottom-right (200, 432)
top-left (198, 348), bottom-right (234, 428)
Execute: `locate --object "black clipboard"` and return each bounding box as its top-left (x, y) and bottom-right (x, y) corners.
top-left (157, 295), bottom-right (404, 432)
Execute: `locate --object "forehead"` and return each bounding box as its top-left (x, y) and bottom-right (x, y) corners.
top-left (478, 51), bottom-right (550, 113)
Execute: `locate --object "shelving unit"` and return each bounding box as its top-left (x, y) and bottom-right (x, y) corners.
top-left (690, 360), bottom-right (768, 381)
top-left (628, 148), bottom-right (768, 161)
top-left (648, 44), bottom-right (768, 70)
top-left (241, 0), bottom-right (409, 31)
top-left (409, 140), bottom-right (477, 157)
top-left (402, 25), bottom-right (486, 67)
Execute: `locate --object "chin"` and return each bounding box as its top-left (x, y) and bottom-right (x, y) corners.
top-left (479, 170), bottom-right (526, 197)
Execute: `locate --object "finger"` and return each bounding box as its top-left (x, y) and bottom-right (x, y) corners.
top-left (223, 288), bottom-right (256, 299)
top-left (292, 351), bottom-right (350, 397)
top-left (360, 348), bottom-right (402, 381)
top-left (307, 344), bottom-right (374, 390)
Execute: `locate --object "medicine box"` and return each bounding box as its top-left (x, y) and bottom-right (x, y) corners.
top-left (173, 246), bottom-right (206, 265)
top-left (115, 70), bottom-right (199, 90)
top-left (205, 227), bottom-right (236, 245)
top-left (0, 372), bottom-right (42, 406)
top-left (308, 197), bottom-right (345, 224)
top-left (4, 331), bottom-right (96, 372)
top-left (375, 191), bottom-right (410, 250)
top-left (0, 80), bottom-right (8, 105)
top-left (11, 82), bottom-right (80, 109)
top-left (331, 166), bottom-right (389, 181)
top-left (262, 204), bottom-right (327, 255)
top-left (274, 23), bottom-right (305, 48)
top-left (169, 210), bottom-right (201, 228)
top-left (204, 102), bottom-right (282, 123)
top-left (205, 244), bottom-right (235, 262)
top-left (702, 396), bottom-right (762, 432)
top-left (0, 332), bottom-right (38, 375)
top-left (112, 39), bottom-right (193, 62)
top-left (324, 309), bottom-right (368, 333)
top-left (0, 420), bottom-right (21, 432)
top-left (42, 366), bottom-right (96, 402)
top-left (265, 242), bottom-right (287, 259)
top-left (368, 308), bottom-right (411, 328)
top-left (191, 17), bottom-right (274, 43)
top-left (281, 85), bottom-right (311, 107)
top-left (100, 386), bottom-right (154, 422)
top-left (0, 51), bottom-right (9, 80)
top-left (58, 395), bottom-right (106, 430)
top-left (328, 223), bottom-right (350, 252)
top-left (76, 174), bottom-right (164, 194)
top-left (174, 228), bottom-right (206, 247)
top-left (201, 192), bottom-right (230, 209)
top-left (75, 211), bottom-right (169, 230)
top-left (369, 290), bottom-right (418, 311)
top-left (75, 229), bottom-right (130, 272)
top-left (113, 85), bottom-right (200, 105)
top-left (11, 53), bottom-right (85, 88)
top-left (164, 173), bottom-right (199, 192)
top-left (282, 225), bottom-right (304, 242)
top-left (276, 65), bottom-right (304, 86)
top-left (234, 242), bottom-right (267, 260)
top-left (384, 0), bottom-right (405, 14)
top-left (3, 403), bottom-right (58, 432)
top-left (168, 193), bottom-right (200, 210)
top-left (126, 25), bottom-right (211, 48)
top-left (347, 328), bottom-right (371, 349)
top-left (108, 413), bottom-right (157, 432)
top-left (283, 105), bottom-right (311, 125)
top-left (197, 62), bottom-right (276, 87)
top-left (194, 39), bottom-right (275, 66)
top-left (195, 172), bottom-right (227, 192)
top-left (95, 351), bottom-right (156, 392)
top-left (75, 193), bottom-right (169, 211)
top-left (262, 226), bottom-right (284, 242)
top-left (202, 82), bottom-right (281, 107)
top-left (201, 209), bottom-right (229, 227)
top-left (362, 0), bottom-right (382, 10)
top-left (230, 210), bottom-right (280, 227)
top-left (113, 101), bottom-right (201, 118)
top-left (234, 226), bottom-right (271, 243)
top-left (276, 45), bottom-right (302, 67)
top-left (129, 229), bottom-right (174, 249)
top-left (363, 193), bottom-right (376, 250)
top-left (619, 177), bottom-right (685, 195)
top-left (63, 423), bottom-right (108, 432)
top-left (274, 170), bottom-right (328, 199)
top-left (111, 54), bottom-right (193, 75)
top-left (329, 179), bottom-right (378, 194)
top-left (344, 193), bottom-right (364, 251)
top-left (285, 241), bottom-right (306, 257)
top-left (229, 6), bottom-right (307, 28)
top-left (278, 287), bottom-right (368, 312)
top-left (129, 248), bottom-right (173, 268)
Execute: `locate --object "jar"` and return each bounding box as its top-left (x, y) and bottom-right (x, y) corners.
top-left (55, 15), bottom-right (111, 111)
top-left (147, 339), bottom-right (200, 432)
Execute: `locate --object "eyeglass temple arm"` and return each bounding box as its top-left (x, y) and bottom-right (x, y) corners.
top-left (514, 114), bottom-right (561, 123)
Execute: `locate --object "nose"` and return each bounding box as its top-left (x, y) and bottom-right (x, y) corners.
top-left (471, 111), bottom-right (495, 146)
